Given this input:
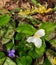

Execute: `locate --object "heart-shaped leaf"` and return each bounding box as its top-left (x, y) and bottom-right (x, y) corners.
top-left (16, 24), bottom-right (36, 36)
top-left (0, 14), bottom-right (11, 26)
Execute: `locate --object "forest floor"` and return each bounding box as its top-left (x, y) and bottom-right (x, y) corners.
top-left (0, 0), bottom-right (56, 65)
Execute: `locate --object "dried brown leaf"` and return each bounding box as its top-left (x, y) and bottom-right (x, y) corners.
top-left (33, 14), bottom-right (48, 22)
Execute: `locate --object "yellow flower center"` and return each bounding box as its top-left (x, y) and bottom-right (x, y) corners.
top-left (52, 57), bottom-right (56, 64)
top-left (34, 34), bottom-right (40, 38)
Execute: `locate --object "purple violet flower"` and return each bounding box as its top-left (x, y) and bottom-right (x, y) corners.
top-left (8, 49), bottom-right (15, 57)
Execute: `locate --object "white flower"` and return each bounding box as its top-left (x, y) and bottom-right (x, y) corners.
top-left (27, 29), bottom-right (45, 48)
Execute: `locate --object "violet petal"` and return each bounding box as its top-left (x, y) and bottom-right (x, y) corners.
top-left (11, 49), bottom-right (15, 53)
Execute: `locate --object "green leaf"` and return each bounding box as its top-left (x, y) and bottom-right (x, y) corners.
top-left (20, 56), bottom-right (32, 65)
top-left (16, 58), bottom-right (22, 65)
top-left (16, 58), bottom-right (27, 65)
top-left (4, 57), bottom-right (16, 65)
top-left (1, 24), bottom-right (15, 44)
top-left (20, 56), bottom-right (26, 65)
top-left (0, 57), bottom-right (6, 65)
top-left (16, 56), bottom-right (32, 65)
top-left (39, 22), bottom-right (56, 35)
top-left (0, 52), bottom-right (5, 58)
top-left (43, 58), bottom-right (52, 65)
top-left (39, 22), bottom-right (56, 40)
top-left (0, 52), bottom-right (6, 65)
top-left (31, 0), bottom-right (39, 5)
top-left (29, 17), bottom-right (38, 25)
top-left (19, 51), bottom-right (26, 57)
top-left (0, 14), bottom-right (11, 26)
top-left (26, 56), bottom-right (32, 65)
top-left (15, 33), bottom-right (25, 41)
top-left (53, 6), bottom-right (56, 11)
top-left (5, 42), bottom-right (14, 51)
top-left (35, 40), bottom-right (46, 58)
top-left (16, 24), bottom-right (36, 36)
top-left (28, 50), bottom-right (38, 59)
top-left (49, 40), bottom-right (56, 48)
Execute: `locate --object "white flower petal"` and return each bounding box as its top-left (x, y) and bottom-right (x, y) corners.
top-left (32, 38), bottom-right (42, 48)
top-left (27, 37), bottom-right (34, 43)
top-left (35, 29), bottom-right (45, 37)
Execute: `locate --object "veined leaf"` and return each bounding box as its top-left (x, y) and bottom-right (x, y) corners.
top-left (0, 57), bottom-right (6, 65)
top-left (16, 56), bottom-right (32, 65)
top-left (0, 14), bottom-right (11, 26)
top-left (1, 24), bottom-right (15, 44)
top-left (39, 22), bottom-right (56, 40)
top-left (4, 57), bottom-right (16, 65)
top-left (39, 22), bottom-right (56, 35)
top-left (16, 24), bottom-right (36, 36)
